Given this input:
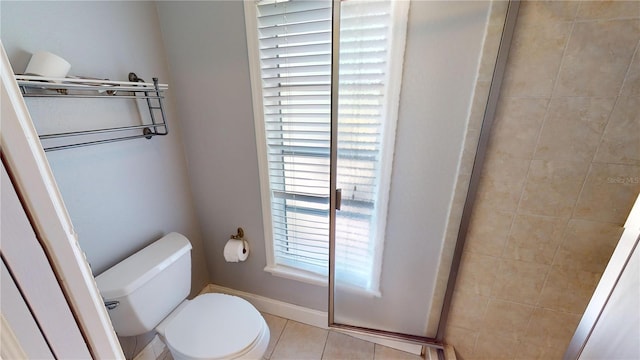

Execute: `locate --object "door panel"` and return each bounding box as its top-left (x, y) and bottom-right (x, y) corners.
top-left (331, 0), bottom-right (509, 339)
top-left (1, 259), bottom-right (54, 359)
top-left (1, 163), bottom-right (92, 359)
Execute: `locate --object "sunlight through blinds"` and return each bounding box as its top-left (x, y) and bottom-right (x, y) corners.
top-left (254, 0), bottom-right (404, 293)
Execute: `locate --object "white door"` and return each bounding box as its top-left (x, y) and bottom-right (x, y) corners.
top-left (1, 259), bottom-right (54, 359)
top-left (1, 163), bottom-right (92, 359)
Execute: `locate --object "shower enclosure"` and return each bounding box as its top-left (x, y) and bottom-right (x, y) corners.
top-left (327, 0), bottom-right (516, 350)
top-left (248, 0), bottom-right (517, 351)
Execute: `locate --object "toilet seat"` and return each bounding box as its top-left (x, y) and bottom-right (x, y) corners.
top-left (159, 293), bottom-right (268, 360)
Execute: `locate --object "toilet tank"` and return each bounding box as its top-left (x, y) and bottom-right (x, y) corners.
top-left (95, 233), bottom-right (192, 337)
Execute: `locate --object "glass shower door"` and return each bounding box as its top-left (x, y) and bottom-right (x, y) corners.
top-left (332, 0), bottom-right (406, 299)
top-left (330, 0), bottom-right (510, 342)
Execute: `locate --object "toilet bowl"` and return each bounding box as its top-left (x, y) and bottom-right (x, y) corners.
top-left (95, 233), bottom-right (269, 360)
top-left (156, 294), bottom-right (270, 360)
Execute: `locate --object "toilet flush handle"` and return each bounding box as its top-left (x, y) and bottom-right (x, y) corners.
top-left (105, 300), bottom-right (119, 310)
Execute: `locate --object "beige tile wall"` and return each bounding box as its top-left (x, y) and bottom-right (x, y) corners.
top-left (445, 1), bottom-right (640, 359)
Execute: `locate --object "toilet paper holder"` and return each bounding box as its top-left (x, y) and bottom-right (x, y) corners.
top-left (230, 227), bottom-right (248, 254)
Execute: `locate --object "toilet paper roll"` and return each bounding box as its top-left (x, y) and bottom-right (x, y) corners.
top-left (224, 239), bottom-right (249, 262)
top-left (24, 51), bottom-right (71, 78)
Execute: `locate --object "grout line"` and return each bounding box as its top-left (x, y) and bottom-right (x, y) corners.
top-left (469, 332), bottom-right (479, 360)
top-left (503, 210), bottom-right (569, 221)
top-left (568, 33), bottom-right (640, 225)
top-left (517, 306), bottom-right (537, 349)
top-left (613, 38), bottom-right (639, 98)
top-left (573, 16), bottom-right (640, 23)
top-left (572, 1), bottom-right (582, 21)
top-left (533, 225), bottom-right (567, 310)
top-left (476, 4), bottom-right (638, 357)
top-left (538, 30), bottom-right (640, 325)
top-left (269, 316), bottom-right (392, 360)
top-left (469, 292), bottom-right (492, 355)
top-left (506, 16), bottom-right (576, 248)
top-left (559, 216), bottom-right (630, 227)
top-left (491, 137), bottom-right (540, 305)
top-left (584, 39), bottom-right (640, 175)
top-left (494, 96), bottom-right (550, 261)
top-left (319, 328), bottom-right (330, 360)
top-left (548, 16), bottom-right (577, 99)
top-left (486, 296), bottom-right (541, 308)
top-left (591, 159), bottom-right (640, 166)
top-left (515, 15), bottom-right (578, 345)
top-left (536, 303), bottom-right (596, 317)
top-left (268, 318), bottom-right (288, 359)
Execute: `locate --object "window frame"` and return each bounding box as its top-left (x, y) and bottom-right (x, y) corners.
top-left (246, 0), bottom-right (330, 286)
top-left (243, 0), bottom-right (409, 292)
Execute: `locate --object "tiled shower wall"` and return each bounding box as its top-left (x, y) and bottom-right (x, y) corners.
top-left (445, 1), bottom-right (640, 359)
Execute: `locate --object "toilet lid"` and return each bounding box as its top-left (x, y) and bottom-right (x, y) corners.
top-left (164, 293), bottom-right (264, 359)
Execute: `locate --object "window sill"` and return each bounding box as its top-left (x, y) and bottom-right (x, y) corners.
top-left (264, 265), bottom-right (328, 287)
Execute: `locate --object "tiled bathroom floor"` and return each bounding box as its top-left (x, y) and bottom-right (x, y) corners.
top-left (158, 312), bottom-right (424, 360)
top-left (261, 313), bottom-right (424, 360)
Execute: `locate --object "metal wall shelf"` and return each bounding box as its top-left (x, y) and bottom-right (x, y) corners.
top-left (16, 72), bottom-right (169, 152)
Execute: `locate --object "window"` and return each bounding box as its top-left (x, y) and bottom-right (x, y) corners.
top-left (245, 0), bottom-right (408, 294)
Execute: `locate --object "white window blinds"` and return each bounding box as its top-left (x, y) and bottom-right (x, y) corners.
top-left (335, 0), bottom-right (403, 293)
top-left (248, 0), bottom-right (407, 293)
top-left (257, 0), bottom-right (333, 278)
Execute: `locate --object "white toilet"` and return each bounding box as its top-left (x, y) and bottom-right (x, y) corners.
top-left (95, 233), bottom-right (270, 360)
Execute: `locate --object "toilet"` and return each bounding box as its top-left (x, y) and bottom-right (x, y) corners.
top-left (95, 233), bottom-right (270, 360)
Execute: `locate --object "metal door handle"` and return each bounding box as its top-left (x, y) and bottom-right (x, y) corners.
top-left (105, 300), bottom-right (119, 310)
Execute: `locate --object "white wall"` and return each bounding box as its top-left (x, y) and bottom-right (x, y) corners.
top-left (1, 0), bottom-right (208, 287)
top-left (156, 0), bottom-right (490, 335)
top-left (579, 243), bottom-right (640, 359)
top-left (156, 0), bottom-right (328, 310)
top-left (574, 194), bottom-right (640, 360)
top-left (1, 1), bottom-right (210, 355)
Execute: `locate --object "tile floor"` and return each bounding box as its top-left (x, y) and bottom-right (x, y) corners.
top-left (261, 313), bottom-right (424, 360)
top-left (155, 312), bottom-right (425, 360)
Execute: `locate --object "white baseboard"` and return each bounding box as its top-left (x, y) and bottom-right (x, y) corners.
top-left (204, 284), bottom-right (423, 355)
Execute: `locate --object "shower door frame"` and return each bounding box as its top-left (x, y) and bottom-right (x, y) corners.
top-left (327, 0), bottom-right (521, 353)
